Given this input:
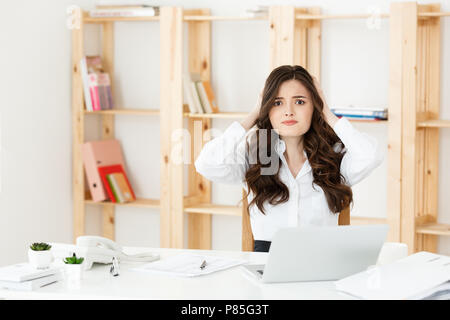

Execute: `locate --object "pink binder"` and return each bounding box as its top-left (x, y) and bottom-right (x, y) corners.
top-left (81, 139), bottom-right (126, 202)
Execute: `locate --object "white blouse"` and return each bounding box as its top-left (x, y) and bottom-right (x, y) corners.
top-left (194, 117), bottom-right (384, 241)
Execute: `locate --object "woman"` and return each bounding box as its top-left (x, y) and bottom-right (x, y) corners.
top-left (195, 65), bottom-right (384, 252)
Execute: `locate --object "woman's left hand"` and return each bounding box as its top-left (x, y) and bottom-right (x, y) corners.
top-left (312, 75), bottom-right (338, 128)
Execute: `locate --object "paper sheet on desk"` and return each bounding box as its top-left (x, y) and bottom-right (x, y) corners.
top-left (130, 253), bottom-right (247, 277)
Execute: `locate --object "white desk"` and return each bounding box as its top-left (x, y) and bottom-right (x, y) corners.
top-left (0, 247), bottom-right (356, 300)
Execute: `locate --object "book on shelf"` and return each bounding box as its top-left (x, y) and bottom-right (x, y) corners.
top-left (106, 172), bottom-right (135, 203)
top-left (96, 4), bottom-right (157, 9)
top-left (90, 6), bottom-right (160, 18)
top-left (336, 115), bottom-right (386, 121)
top-left (82, 139), bottom-right (127, 202)
top-left (244, 5), bottom-right (269, 17)
top-left (196, 80), bottom-right (219, 113)
top-left (183, 72), bottom-right (219, 114)
top-left (183, 73), bottom-right (202, 114)
top-left (97, 72), bottom-right (113, 110)
top-left (330, 105), bottom-right (388, 120)
top-left (80, 55), bottom-right (114, 111)
top-left (88, 73), bottom-right (100, 111)
top-left (196, 82), bottom-right (213, 113)
top-left (80, 57), bottom-right (93, 111)
top-left (98, 164), bottom-right (136, 203)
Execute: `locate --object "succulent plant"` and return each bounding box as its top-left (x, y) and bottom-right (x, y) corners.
top-left (63, 253), bottom-right (84, 264)
top-left (30, 242), bottom-right (52, 251)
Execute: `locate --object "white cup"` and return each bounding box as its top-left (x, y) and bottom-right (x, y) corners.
top-left (376, 242), bottom-right (408, 266)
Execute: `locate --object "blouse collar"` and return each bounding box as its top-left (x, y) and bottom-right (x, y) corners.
top-left (274, 136), bottom-right (312, 179)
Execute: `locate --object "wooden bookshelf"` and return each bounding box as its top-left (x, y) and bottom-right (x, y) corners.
top-left (390, 2), bottom-right (446, 254)
top-left (72, 3), bottom-right (449, 254)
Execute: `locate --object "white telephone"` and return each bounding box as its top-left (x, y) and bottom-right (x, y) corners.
top-left (50, 236), bottom-right (160, 270)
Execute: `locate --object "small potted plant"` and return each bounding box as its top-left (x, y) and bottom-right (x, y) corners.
top-left (28, 242), bottom-right (53, 269)
top-left (63, 253), bottom-right (85, 286)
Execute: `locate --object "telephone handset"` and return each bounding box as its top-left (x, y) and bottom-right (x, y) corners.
top-left (76, 236), bottom-right (124, 256)
top-left (51, 236), bottom-right (160, 270)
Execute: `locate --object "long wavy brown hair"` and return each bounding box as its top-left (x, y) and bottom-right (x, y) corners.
top-left (244, 65), bottom-right (353, 215)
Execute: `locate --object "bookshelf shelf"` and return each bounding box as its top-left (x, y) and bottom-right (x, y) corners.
top-left (350, 217), bottom-right (388, 225)
top-left (417, 119), bottom-right (450, 128)
top-left (183, 15), bottom-right (268, 21)
top-left (416, 223), bottom-right (450, 236)
top-left (84, 109), bottom-right (160, 116)
top-left (419, 11), bottom-right (450, 17)
top-left (184, 203), bottom-right (242, 216)
top-left (85, 197), bottom-right (160, 209)
top-left (295, 13), bottom-right (390, 20)
top-left (183, 112), bottom-right (247, 119)
top-left (294, 12), bottom-right (449, 20)
top-left (84, 16), bottom-right (160, 23)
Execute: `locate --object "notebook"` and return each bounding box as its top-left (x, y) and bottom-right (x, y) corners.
top-left (0, 272), bottom-right (63, 291)
top-left (0, 263), bottom-right (61, 282)
top-left (334, 251), bottom-right (450, 300)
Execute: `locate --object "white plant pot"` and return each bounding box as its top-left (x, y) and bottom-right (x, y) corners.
top-left (28, 249), bottom-right (53, 269)
top-left (64, 263), bottom-right (84, 289)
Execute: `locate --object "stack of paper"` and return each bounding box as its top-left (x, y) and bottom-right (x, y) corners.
top-left (130, 253), bottom-right (247, 277)
top-left (0, 263), bottom-right (63, 291)
top-left (335, 252), bottom-right (450, 300)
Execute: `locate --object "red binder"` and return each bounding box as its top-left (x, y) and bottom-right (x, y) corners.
top-left (98, 164), bottom-right (136, 203)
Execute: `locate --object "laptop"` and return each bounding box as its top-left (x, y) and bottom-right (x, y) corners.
top-left (242, 224), bottom-right (389, 283)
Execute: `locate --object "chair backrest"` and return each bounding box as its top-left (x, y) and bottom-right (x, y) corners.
top-left (338, 206), bottom-right (350, 226)
top-left (241, 189), bottom-right (350, 251)
top-left (241, 189), bottom-right (254, 252)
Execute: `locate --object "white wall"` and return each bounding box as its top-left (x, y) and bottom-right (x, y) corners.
top-left (1, 0), bottom-right (449, 266)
